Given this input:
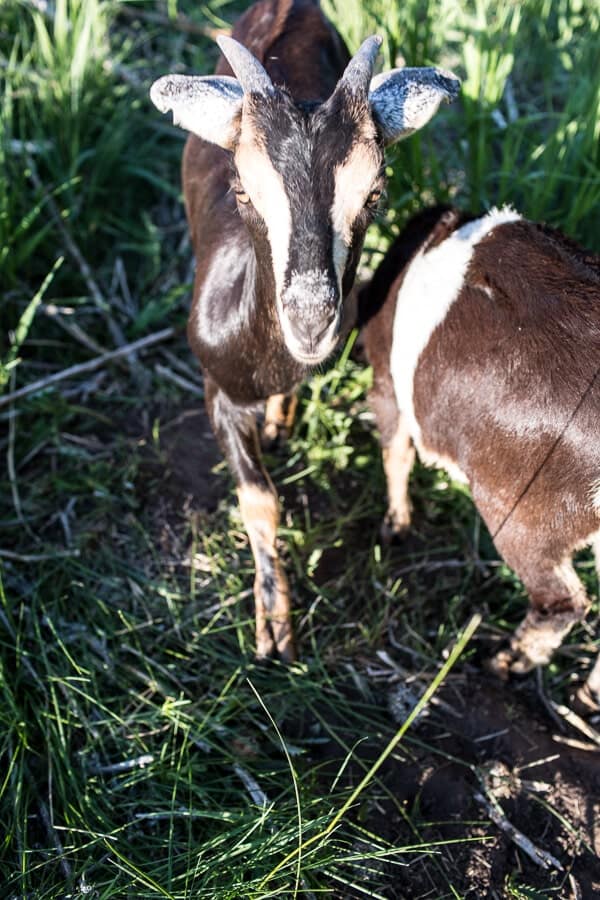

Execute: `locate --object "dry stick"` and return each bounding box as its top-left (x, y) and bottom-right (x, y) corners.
top-left (474, 790), bottom-right (563, 871)
top-left (0, 548), bottom-right (80, 562)
top-left (42, 304), bottom-right (107, 355)
top-left (255, 613), bottom-right (482, 893)
top-left (550, 701), bottom-right (600, 747)
top-left (0, 327), bottom-right (176, 410)
top-left (552, 734), bottom-right (600, 753)
top-left (38, 788), bottom-right (73, 881)
top-left (154, 363), bottom-right (204, 397)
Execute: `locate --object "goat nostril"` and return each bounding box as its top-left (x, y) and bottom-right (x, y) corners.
top-left (290, 312), bottom-right (336, 348)
top-left (315, 315), bottom-right (335, 343)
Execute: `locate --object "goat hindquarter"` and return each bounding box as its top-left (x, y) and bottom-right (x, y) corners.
top-left (379, 209), bottom-right (600, 678)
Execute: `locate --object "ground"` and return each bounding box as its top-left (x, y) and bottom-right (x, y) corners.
top-left (140, 398), bottom-right (600, 899)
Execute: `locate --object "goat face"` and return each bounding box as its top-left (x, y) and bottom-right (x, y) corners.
top-left (151, 35), bottom-right (459, 364)
top-left (232, 87), bottom-right (384, 364)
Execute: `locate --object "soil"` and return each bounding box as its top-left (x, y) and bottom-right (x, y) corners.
top-left (153, 405), bottom-right (600, 900)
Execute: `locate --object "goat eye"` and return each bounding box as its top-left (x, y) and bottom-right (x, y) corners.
top-left (235, 189), bottom-right (250, 205)
top-left (366, 189), bottom-right (382, 208)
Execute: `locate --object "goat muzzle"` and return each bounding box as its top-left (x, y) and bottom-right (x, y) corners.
top-left (280, 276), bottom-right (340, 364)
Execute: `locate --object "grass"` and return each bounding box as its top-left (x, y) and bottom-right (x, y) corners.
top-left (1, 0), bottom-right (599, 897)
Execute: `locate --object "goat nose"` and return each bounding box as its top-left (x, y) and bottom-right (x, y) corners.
top-left (292, 309), bottom-right (336, 347)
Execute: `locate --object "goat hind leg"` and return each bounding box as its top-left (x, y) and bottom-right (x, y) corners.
top-left (490, 542), bottom-right (590, 677)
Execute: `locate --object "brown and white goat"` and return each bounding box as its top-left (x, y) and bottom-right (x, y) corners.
top-left (361, 206), bottom-right (600, 704)
top-left (150, 0), bottom-right (459, 660)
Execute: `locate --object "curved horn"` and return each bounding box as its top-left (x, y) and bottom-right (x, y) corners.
top-left (339, 35), bottom-right (383, 96)
top-left (216, 35), bottom-right (275, 96)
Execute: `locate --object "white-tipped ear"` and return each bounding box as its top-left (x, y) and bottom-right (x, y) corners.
top-left (369, 67), bottom-right (460, 145)
top-left (150, 74), bottom-right (244, 149)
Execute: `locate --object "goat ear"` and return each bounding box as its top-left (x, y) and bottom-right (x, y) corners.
top-left (150, 74), bottom-right (244, 149)
top-left (368, 67), bottom-right (460, 145)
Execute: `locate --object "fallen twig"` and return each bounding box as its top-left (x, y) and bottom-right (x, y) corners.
top-left (42, 303), bottom-right (106, 354)
top-left (88, 754), bottom-right (154, 775)
top-left (550, 701), bottom-right (600, 747)
top-left (155, 363), bottom-right (204, 397)
top-left (0, 548), bottom-right (80, 562)
top-left (394, 557), bottom-right (501, 576)
top-left (552, 734), bottom-right (600, 753)
top-left (38, 793), bottom-right (73, 881)
top-left (0, 327), bottom-right (176, 409)
top-left (474, 790), bottom-right (563, 871)
top-left (233, 763), bottom-right (270, 808)
top-left (25, 153), bottom-right (145, 378)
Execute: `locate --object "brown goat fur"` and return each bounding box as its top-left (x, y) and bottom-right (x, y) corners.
top-left (151, 0), bottom-right (459, 660)
top-left (361, 206), bottom-right (600, 702)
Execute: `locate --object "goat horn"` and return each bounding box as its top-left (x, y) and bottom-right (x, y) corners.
top-left (339, 35), bottom-right (383, 96)
top-left (216, 35), bottom-right (275, 96)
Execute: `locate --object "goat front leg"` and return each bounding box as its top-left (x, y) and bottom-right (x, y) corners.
top-left (261, 392), bottom-right (298, 451)
top-left (206, 379), bottom-right (295, 662)
top-left (381, 414), bottom-right (415, 542)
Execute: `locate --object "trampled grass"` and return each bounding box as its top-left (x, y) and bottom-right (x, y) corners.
top-left (1, 0), bottom-right (599, 897)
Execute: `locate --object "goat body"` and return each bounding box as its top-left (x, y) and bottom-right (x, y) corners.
top-left (361, 206), bottom-right (600, 703)
top-left (151, 0), bottom-right (458, 660)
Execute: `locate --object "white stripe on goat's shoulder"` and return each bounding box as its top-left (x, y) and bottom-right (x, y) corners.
top-left (390, 206), bottom-right (522, 444)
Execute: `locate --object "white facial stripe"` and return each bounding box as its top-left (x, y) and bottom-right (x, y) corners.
top-left (235, 115), bottom-right (292, 299)
top-left (331, 143), bottom-right (380, 287)
top-left (390, 206), bottom-right (522, 446)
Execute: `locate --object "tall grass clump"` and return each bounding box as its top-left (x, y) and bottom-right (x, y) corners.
top-left (326, 0), bottom-right (600, 251)
top-left (1, 1), bottom-right (599, 898)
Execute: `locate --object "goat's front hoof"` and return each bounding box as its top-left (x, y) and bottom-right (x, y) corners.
top-left (270, 614), bottom-right (296, 663)
top-left (260, 421), bottom-right (290, 452)
top-left (487, 645), bottom-right (538, 680)
top-left (255, 621), bottom-right (296, 664)
top-left (380, 509), bottom-right (412, 545)
top-left (487, 648), bottom-right (513, 681)
top-left (255, 627), bottom-right (276, 661)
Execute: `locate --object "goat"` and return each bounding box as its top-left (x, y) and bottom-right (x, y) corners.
top-left (361, 205), bottom-right (600, 708)
top-left (150, 0), bottom-right (459, 661)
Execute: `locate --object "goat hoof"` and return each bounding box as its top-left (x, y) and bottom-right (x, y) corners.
top-left (487, 648), bottom-right (513, 681)
top-left (255, 629), bottom-right (276, 661)
top-left (255, 624), bottom-right (296, 664)
top-left (380, 512), bottom-right (411, 545)
top-left (508, 654), bottom-right (537, 676)
top-left (261, 422), bottom-right (289, 452)
top-left (272, 622), bottom-right (297, 663)
top-left (488, 645), bottom-right (538, 680)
